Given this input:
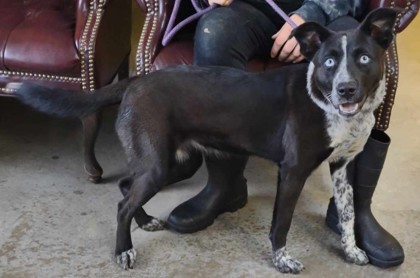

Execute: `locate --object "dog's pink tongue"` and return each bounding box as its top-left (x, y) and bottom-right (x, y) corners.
top-left (339, 103), bottom-right (359, 114)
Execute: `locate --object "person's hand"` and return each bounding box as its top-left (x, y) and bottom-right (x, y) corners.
top-left (271, 14), bottom-right (306, 63)
top-left (208, 0), bottom-right (233, 6)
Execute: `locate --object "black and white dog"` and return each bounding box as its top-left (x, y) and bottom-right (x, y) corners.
top-left (11, 8), bottom-right (397, 274)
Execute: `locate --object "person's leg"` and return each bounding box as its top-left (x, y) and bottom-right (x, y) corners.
top-left (325, 16), bottom-right (404, 268)
top-left (167, 1), bottom-right (279, 233)
top-left (193, 1), bottom-right (279, 68)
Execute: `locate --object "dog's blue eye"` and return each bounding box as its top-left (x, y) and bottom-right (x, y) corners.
top-left (324, 58), bottom-right (335, 67)
top-left (360, 55), bottom-right (370, 64)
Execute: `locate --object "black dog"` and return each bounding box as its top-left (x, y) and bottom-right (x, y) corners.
top-left (10, 8), bottom-right (397, 274)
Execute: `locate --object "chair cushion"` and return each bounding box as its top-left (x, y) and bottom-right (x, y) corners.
top-left (1, 0), bottom-right (80, 76)
top-left (152, 41), bottom-right (287, 73)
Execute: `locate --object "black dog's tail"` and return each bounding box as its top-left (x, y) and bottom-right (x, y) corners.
top-left (11, 78), bottom-right (132, 118)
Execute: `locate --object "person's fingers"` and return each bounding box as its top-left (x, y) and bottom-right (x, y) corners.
top-left (285, 43), bottom-right (301, 63)
top-left (209, 0), bottom-right (220, 5)
top-left (209, 0), bottom-right (232, 6)
top-left (271, 30), bottom-right (281, 39)
top-left (278, 39), bottom-right (297, 61)
top-left (294, 54), bottom-right (306, 63)
top-left (271, 26), bottom-right (288, 58)
top-left (271, 14), bottom-right (306, 60)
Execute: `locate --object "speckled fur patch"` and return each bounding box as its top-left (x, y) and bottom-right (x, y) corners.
top-left (331, 166), bottom-right (369, 265)
top-left (272, 247), bottom-right (304, 274)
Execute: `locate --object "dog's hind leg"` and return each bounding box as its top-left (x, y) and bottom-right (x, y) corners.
top-left (330, 161), bottom-right (369, 265)
top-left (118, 177), bottom-right (165, 232)
top-left (115, 112), bottom-right (171, 269)
top-left (115, 163), bottom-right (168, 270)
top-left (270, 167), bottom-right (308, 274)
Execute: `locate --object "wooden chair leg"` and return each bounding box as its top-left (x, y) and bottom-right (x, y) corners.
top-left (82, 112), bottom-right (103, 183)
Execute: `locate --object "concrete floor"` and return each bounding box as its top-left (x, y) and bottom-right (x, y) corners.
top-left (1, 18), bottom-right (420, 278)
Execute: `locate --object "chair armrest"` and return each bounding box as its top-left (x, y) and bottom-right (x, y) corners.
top-left (369, 0), bottom-right (419, 33)
top-left (77, 0), bottom-right (132, 91)
top-left (135, 0), bottom-right (175, 75)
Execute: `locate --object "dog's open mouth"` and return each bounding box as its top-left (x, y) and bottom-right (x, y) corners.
top-left (338, 103), bottom-right (360, 116)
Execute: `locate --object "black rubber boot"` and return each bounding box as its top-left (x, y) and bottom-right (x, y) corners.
top-left (167, 155), bottom-right (248, 233)
top-left (326, 130), bottom-right (404, 268)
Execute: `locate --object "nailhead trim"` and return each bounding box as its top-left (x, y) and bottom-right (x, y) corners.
top-left (0, 70), bottom-right (82, 83)
top-left (136, 0), bottom-right (159, 75)
top-left (79, 0), bottom-right (106, 91)
top-left (0, 87), bottom-right (17, 94)
top-left (136, 0), bottom-right (152, 75)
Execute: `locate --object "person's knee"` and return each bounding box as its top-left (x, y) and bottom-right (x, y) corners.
top-left (194, 11), bottom-right (234, 65)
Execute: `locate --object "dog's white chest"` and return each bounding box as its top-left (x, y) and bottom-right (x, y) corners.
top-left (327, 113), bottom-right (375, 162)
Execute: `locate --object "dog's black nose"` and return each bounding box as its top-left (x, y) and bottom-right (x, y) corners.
top-left (337, 82), bottom-right (357, 98)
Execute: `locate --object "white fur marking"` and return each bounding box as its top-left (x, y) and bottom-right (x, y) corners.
top-left (140, 217), bottom-right (165, 232)
top-left (306, 62), bottom-right (337, 115)
top-left (175, 140), bottom-right (227, 163)
top-left (333, 36), bottom-right (352, 91)
top-left (175, 149), bottom-right (190, 163)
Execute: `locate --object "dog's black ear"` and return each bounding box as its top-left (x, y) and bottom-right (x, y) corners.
top-left (359, 8), bottom-right (398, 49)
top-left (292, 22), bottom-right (334, 60)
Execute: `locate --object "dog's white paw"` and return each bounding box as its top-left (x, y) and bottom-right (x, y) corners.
top-left (272, 247), bottom-right (304, 274)
top-left (345, 246), bottom-right (369, 265)
top-left (140, 217), bottom-right (165, 232)
top-left (116, 248), bottom-right (137, 270)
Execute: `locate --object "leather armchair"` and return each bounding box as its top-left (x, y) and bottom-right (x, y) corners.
top-left (0, 0), bottom-right (132, 182)
top-left (135, 0), bottom-right (419, 131)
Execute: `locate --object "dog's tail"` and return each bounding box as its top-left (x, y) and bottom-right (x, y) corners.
top-left (8, 78), bottom-right (132, 118)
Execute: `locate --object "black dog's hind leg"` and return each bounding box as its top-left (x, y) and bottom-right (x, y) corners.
top-left (270, 167), bottom-right (308, 274)
top-left (118, 177), bottom-right (165, 232)
top-left (115, 163), bottom-right (167, 270)
top-left (115, 109), bottom-right (170, 269)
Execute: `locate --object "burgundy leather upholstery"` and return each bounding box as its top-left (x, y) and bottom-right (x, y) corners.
top-left (3, 1), bottom-right (79, 76)
top-left (136, 0), bottom-right (419, 130)
top-left (0, 1), bottom-right (25, 71)
top-left (0, 0), bottom-right (131, 92)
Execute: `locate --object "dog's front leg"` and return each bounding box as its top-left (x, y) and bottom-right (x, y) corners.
top-left (330, 161), bottom-right (369, 265)
top-left (270, 168), bottom-right (308, 274)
